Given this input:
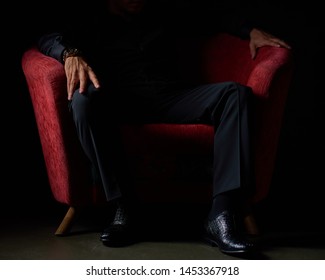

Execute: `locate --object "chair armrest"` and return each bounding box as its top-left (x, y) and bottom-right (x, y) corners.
top-left (22, 47), bottom-right (67, 103)
top-left (200, 33), bottom-right (293, 98)
top-left (22, 47), bottom-right (93, 206)
top-left (246, 46), bottom-right (293, 98)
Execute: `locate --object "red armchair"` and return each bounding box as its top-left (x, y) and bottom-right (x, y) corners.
top-left (21, 33), bottom-right (293, 236)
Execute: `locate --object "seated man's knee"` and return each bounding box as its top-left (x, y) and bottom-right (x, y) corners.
top-left (70, 84), bottom-right (102, 122)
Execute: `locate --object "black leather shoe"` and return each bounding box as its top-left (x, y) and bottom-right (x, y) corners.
top-left (203, 210), bottom-right (255, 254)
top-left (100, 203), bottom-right (137, 247)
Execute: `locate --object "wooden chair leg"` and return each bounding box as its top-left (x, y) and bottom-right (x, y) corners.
top-left (55, 206), bottom-right (76, 236)
top-left (244, 213), bottom-right (260, 236)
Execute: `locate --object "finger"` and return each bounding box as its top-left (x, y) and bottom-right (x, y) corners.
top-left (67, 82), bottom-right (73, 100)
top-left (67, 80), bottom-right (78, 100)
top-left (249, 43), bottom-right (257, 59)
top-left (266, 37), bottom-right (291, 49)
top-left (66, 75), bottom-right (74, 100)
top-left (89, 71), bottom-right (101, 89)
top-left (275, 39), bottom-right (291, 49)
top-left (67, 91), bottom-right (73, 100)
top-left (79, 71), bottom-right (87, 93)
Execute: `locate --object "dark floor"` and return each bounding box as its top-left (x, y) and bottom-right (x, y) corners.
top-left (1, 197), bottom-right (325, 260)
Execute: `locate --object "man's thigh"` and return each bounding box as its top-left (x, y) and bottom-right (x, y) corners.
top-left (154, 82), bottom-right (245, 124)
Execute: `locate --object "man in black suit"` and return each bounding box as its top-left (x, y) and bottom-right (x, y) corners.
top-left (37, 0), bottom-right (290, 254)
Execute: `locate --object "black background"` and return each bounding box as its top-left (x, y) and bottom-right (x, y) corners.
top-left (4, 0), bottom-right (324, 232)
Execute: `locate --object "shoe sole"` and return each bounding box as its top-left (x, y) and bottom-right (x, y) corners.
top-left (202, 234), bottom-right (249, 254)
top-left (101, 239), bottom-right (136, 247)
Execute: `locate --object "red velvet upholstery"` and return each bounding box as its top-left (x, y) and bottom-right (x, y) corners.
top-left (22, 33), bottom-right (293, 231)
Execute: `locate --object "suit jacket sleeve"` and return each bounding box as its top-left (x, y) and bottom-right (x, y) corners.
top-left (37, 32), bottom-right (66, 64)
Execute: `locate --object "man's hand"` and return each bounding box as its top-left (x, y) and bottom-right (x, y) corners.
top-left (64, 56), bottom-right (101, 100)
top-left (249, 28), bottom-right (291, 59)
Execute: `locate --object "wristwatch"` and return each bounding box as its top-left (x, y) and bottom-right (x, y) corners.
top-left (62, 48), bottom-right (82, 63)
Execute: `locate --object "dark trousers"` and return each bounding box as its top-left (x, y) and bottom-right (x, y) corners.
top-left (69, 81), bottom-right (255, 202)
